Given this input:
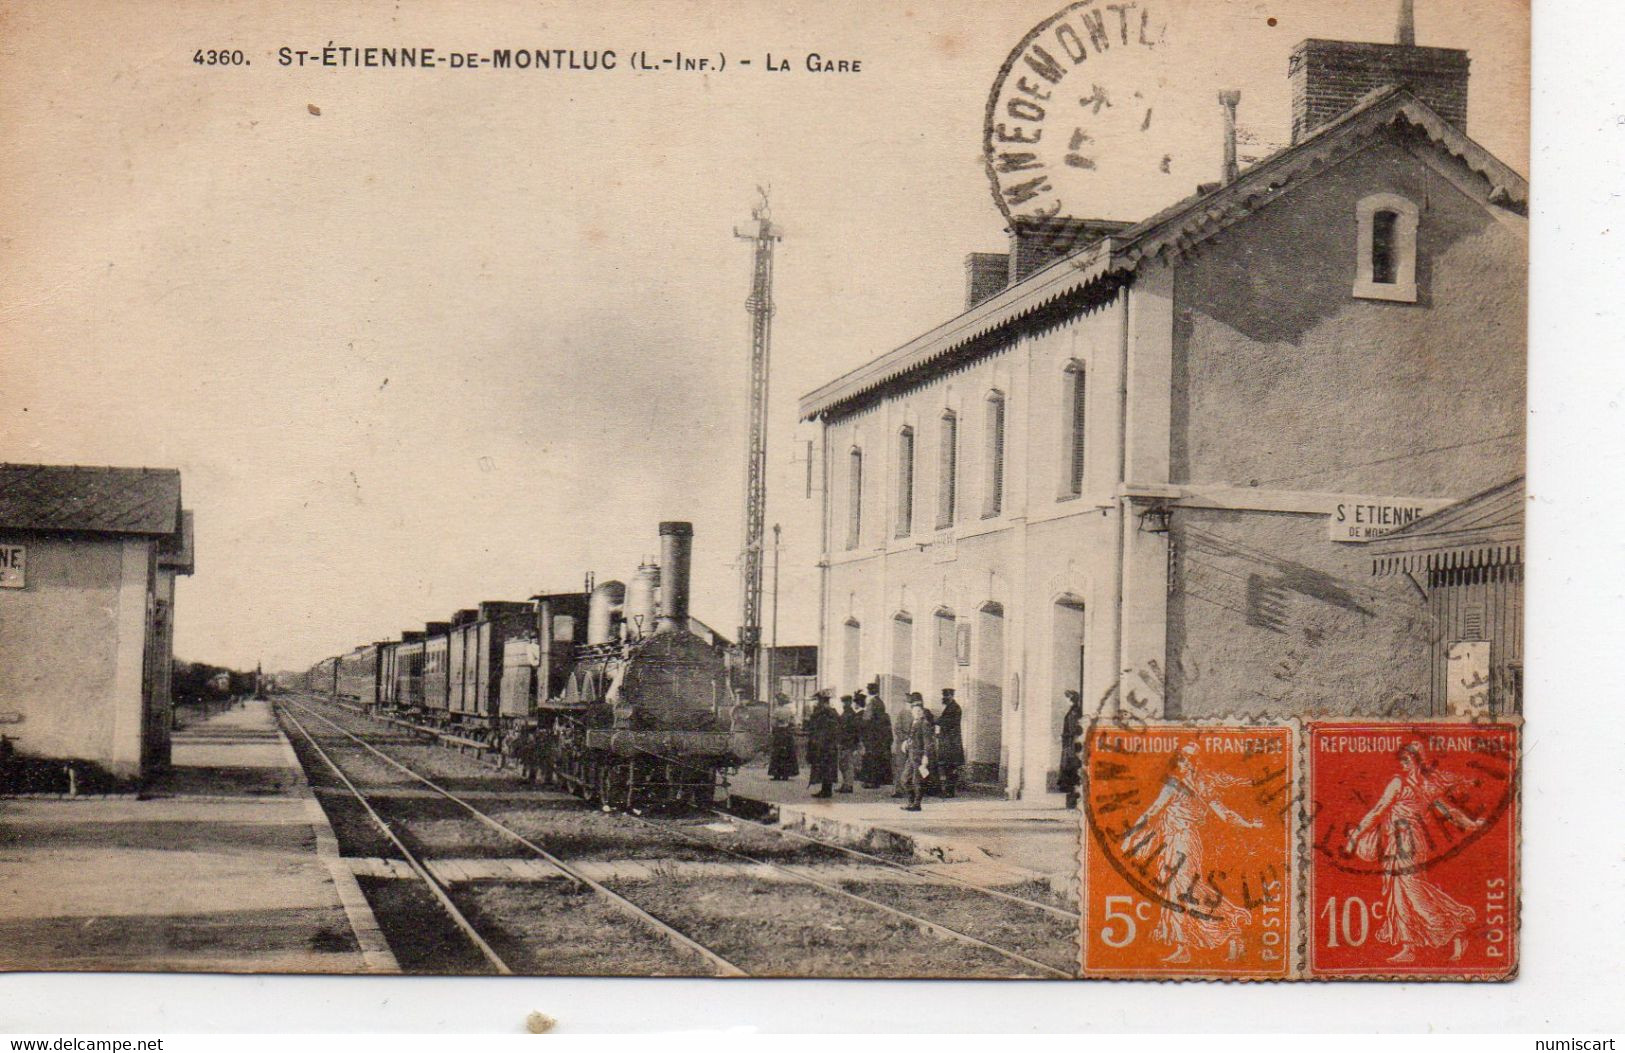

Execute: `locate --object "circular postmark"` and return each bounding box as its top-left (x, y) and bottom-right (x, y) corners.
top-left (1081, 691), bottom-right (1292, 925)
top-left (982, 0), bottom-right (1180, 227)
top-left (1308, 723), bottom-right (1517, 879)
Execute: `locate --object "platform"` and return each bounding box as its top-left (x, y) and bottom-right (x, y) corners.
top-left (726, 761), bottom-right (1081, 901)
top-left (0, 699), bottom-right (397, 973)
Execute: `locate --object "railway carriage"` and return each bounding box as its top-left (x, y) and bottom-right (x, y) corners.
top-left (302, 521), bottom-right (764, 810)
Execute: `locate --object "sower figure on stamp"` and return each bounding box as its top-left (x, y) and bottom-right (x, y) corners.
top-left (934, 688), bottom-right (965, 798)
top-left (804, 689), bottom-right (840, 799)
top-left (837, 693), bottom-right (863, 793)
top-left (767, 692), bottom-right (799, 781)
top-left (1344, 742), bottom-right (1482, 964)
top-left (859, 690), bottom-right (893, 788)
top-left (900, 696), bottom-right (933, 811)
top-left (1119, 743), bottom-right (1261, 964)
top-left (1059, 690), bottom-right (1084, 809)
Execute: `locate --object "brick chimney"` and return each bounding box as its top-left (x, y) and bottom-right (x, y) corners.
top-left (1289, 35), bottom-right (1469, 144)
top-left (965, 253), bottom-right (1010, 310)
top-left (1007, 217), bottom-right (1132, 283)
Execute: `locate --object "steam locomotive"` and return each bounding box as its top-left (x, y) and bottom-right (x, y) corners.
top-left (300, 521), bottom-right (764, 808)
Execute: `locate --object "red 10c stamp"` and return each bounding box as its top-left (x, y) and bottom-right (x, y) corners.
top-left (1307, 722), bottom-right (1518, 979)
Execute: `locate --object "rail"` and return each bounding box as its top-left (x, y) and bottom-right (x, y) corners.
top-left (280, 697), bottom-right (747, 978)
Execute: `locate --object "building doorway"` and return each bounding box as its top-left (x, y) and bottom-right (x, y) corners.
top-left (931, 609), bottom-right (957, 702)
top-left (842, 617), bottom-right (861, 696)
top-left (887, 613), bottom-right (913, 708)
top-left (971, 602), bottom-right (1005, 781)
top-left (1048, 597), bottom-right (1087, 794)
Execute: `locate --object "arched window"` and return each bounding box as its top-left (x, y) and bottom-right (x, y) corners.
top-left (846, 447), bottom-right (863, 550)
top-left (1354, 193), bottom-right (1419, 303)
top-left (937, 410), bottom-right (958, 529)
top-left (1061, 362), bottom-right (1087, 498)
top-left (895, 426), bottom-right (915, 537)
top-left (983, 391), bottom-right (1006, 518)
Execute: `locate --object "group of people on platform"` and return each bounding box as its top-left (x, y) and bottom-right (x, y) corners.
top-left (767, 682), bottom-right (966, 811)
top-left (770, 684), bottom-right (1088, 812)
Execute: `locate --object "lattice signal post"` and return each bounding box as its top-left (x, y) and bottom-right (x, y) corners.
top-left (734, 194), bottom-right (780, 701)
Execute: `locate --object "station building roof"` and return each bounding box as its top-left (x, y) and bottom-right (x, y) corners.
top-left (799, 86), bottom-right (1529, 423)
top-left (0, 463), bottom-right (183, 538)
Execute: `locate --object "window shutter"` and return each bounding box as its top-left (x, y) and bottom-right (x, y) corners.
top-left (985, 393), bottom-right (1005, 517)
top-left (896, 428), bottom-right (914, 537)
top-left (938, 413), bottom-right (958, 528)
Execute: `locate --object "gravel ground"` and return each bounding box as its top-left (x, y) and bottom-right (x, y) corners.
top-left (602, 876), bottom-right (1045, 978)
top-left (281, 697), bottom-right (1078, 978)
top-left (449, 881), bottom-right (714, 976)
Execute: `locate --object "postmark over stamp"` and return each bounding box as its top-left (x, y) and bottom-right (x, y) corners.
top-left (1082, 722), bottom-right (1294, 978)
top-left (1306, 722), bottom-right (1519, 979)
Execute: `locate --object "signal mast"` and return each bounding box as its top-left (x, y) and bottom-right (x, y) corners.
top-left (734, 190), bottom-right (780, 701)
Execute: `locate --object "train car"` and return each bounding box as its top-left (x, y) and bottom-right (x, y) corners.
top-left (421, 621), bottom-right (451, 722)
top-left (335, 643), bottom-right (383, 708)
top-left (303, 656), bottom-right (339, 697)
top-left (378, 639), bottom-right (400, 708)
top-left (540, 522), bottom-right (761, 809)
top-left (446, 608), bottom-right (479, 722)
top-left (394, 631), bottom-right (426, 711)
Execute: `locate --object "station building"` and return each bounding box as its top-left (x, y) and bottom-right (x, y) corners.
top-left (799, 33), bottom-right (1526, 801)
top-left (0, 464), bottom-right (195, 782)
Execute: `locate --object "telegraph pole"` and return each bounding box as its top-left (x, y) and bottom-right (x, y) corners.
top-left (734, 190), bottom-right (780, 701)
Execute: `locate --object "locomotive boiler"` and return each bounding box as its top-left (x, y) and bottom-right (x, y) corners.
top-left (542, 521), bottom-right (760, 809)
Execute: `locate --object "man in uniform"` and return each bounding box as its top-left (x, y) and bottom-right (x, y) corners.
top-left (804, 689), bottom-right (841, 799)
top-left (891, 691), bottom-right (919, 798)
top-left (1059, 689), bottom-right (1084, 809)
top-left (900, 696), bottom-right (932, 811)
top-left (935, 687), bottom-right (965, 798)
top-left (837, 693), bottom-right (864, 793)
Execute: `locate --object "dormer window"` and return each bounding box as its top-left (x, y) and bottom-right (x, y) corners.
top-left (1354, 193), bottom-right (1418, 303)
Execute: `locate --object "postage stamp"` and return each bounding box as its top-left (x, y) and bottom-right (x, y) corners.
top-left (1305, 721), bottom-right (1519, 980)
top-left (1081, 722), bottom-right (1294, 979)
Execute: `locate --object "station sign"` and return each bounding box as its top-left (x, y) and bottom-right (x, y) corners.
top-left (1327, 498), bottom-right (1449, 542)
top-left (0, 544), bottom-right (24, 588)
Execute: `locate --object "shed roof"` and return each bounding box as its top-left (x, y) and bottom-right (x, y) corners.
top-left (1368, 476), bottom-right (1524, 577)
top-left (0, 463), bottom-right (183, 537)
top-left (800, 86), bottom-right (1529, 422)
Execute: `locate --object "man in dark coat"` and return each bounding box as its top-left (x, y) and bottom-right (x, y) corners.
top-left (935, 688), bottom-right (966, 798)
top-left (900, 696), bottom-right (932, 811)
top-left (860, 692), bottom-right (892, 788)
top-left (804, 689), bottom-right (841, 798)
top-left (1059, 689), bottom-right (1084, 809)
top-left (837, 694), bottom-right (864, 793)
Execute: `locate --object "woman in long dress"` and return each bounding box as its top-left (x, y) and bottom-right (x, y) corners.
top-left (1344, 742), bottom-right (1482, 963)
top-left (859, 696), bottom-right (893, 788)
top-left (767, 695), bottom-right (799, 780)
top-left (1118, 744), bottom-right (1261, 964)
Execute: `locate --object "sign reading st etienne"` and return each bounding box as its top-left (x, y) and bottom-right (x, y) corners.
top-left (0, 544), bottom-right (24, 588)
top-left (983, 0), bottom-right (1185, 224)
top-left (1328, 500), bottom-right (1446, 542)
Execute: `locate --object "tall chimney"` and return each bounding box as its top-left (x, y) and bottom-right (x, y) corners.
top-left (1289, 37), bottom-right (1468, 143)
top-left (1397, 0), bottom-right (1416, 46)
top-left (656, 521), bottom-right (693, 634)
top-left (1218, 91), bottom-right (1241, 184)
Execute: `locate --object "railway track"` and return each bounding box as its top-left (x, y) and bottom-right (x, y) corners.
top-left (280, 694), bottom-right (1078, 977)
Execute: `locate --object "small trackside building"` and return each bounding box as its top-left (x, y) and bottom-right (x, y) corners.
top-left (800, 37), bottom-right (1526, 802)
top-left (0, 464), bottom-right (195, 782)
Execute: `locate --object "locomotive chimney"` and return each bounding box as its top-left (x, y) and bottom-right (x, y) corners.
top-left (656, 521), bottom-right (693, 634)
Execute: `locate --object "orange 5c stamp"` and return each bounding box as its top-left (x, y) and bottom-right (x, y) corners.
top-left (1082, 723), bottom-right (1293, 978)
top-left (1307, 722), bottom-right (1518, 979)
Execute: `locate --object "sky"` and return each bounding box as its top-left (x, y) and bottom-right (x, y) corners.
top-left (0, 0), bottom-right (1528, 672)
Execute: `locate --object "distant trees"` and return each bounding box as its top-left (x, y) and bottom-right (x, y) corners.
top-left (172, 660), bottom-right (255, 706)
